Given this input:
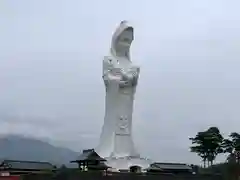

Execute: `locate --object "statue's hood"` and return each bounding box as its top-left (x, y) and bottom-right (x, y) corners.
top-left (110, 21), bottom-right (134, 60)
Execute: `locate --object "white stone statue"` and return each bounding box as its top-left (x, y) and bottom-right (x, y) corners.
top-left (95, 21), bottom-right (151, 171)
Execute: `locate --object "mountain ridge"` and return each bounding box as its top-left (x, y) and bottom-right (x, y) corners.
top-left (0, 135), bottom-right (80, 167)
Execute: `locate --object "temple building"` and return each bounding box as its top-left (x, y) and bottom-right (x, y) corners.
top-left (70, 149), bottom-right (109, 171)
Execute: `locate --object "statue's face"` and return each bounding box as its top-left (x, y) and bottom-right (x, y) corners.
top-left (111, 21), bottom-right (134, 60)
top-left (117, 27), bottom-right (133, 48)
top-left (115, 27), bottom-right (133, 58)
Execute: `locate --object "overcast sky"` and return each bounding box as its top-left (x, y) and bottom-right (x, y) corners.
top-left (1, 0), bottom-right (240, 164)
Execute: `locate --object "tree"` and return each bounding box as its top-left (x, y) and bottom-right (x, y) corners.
top-left (222, 132), bottom-right (240, 164)
top-left (222, 132), bottom-right (240, 180)
top-left (206, 127), bottom-right (224, 166)
top-left (190, 131), bottom-right (208, 167)
top-left (190, 127), bottom-right (223, 167)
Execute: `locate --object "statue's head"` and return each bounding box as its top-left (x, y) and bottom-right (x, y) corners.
top-left (110, 21), bottom-right (134, 61)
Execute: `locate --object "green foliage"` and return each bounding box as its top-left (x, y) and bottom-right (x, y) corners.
top-left (222, 132), bottom-right (240, 163)
top-left (189, 127), bottom-right (240, 180)
top-left (189, 127), bottom-right (223, 167)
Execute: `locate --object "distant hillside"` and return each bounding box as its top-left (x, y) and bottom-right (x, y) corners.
top-left (0, 135), bottom-right (79, 167)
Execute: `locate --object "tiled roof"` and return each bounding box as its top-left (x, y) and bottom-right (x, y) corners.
top-left (0, 160), bottom-right (55, 170)
top-left (151, 163), bottom-right (192, 170)
top-left (72, 149), bottom-right (106, 162)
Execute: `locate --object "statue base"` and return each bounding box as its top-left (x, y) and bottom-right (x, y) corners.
top-left (104, 156), bottom-right (152, 172)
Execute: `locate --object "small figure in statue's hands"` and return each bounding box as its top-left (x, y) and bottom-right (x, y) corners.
top-left (120, 67), bottom-right (139, 86)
